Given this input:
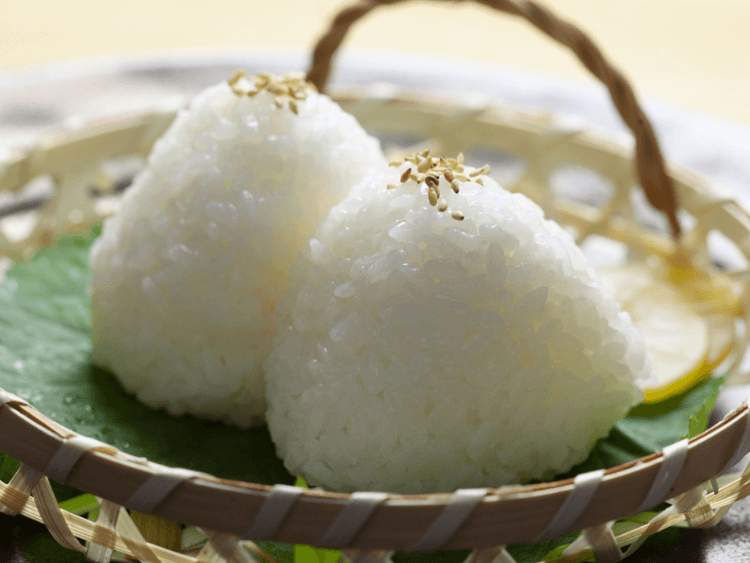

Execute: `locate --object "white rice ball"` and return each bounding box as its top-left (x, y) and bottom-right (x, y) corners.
top-left (90, 73), bottom-right (388, 428)
top-left (265, 155), bottom-right (651, 492)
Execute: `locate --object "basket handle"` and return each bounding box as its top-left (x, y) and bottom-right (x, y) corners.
top-left (307, 0), bottom-right (681, 239)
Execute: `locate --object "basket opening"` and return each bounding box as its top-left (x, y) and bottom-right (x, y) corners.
top-left (707, 229), bottom-right (749, 271)
top-left (464, 146), bottom-right (527, 187)
top-left (549, 166), bottom-right (614, 210)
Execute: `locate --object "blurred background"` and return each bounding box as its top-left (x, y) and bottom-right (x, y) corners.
top-left (1, 0), bottom-right (749, 127)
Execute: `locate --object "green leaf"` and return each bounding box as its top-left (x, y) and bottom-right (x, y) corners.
top-left (294, 544), bottom-right (341, 563)
top-left (0, 230), bottom-right (727, 563)
top-left (506, 377), bottom-right (724, 562)
top-left (560, 375), bottom-right (724, 479)
top-left (0, 229), bottom-right (294, 487)
top-left (58, 494), bottom-right (99, 516)
top-left (506, 531), bottom-right (579, 563)
top-left (0, 230), bottom-right (294, 563)
top-left (0, 450), bottom-right (20, 483)
top-left (256, 541), bottom-right (296, 563)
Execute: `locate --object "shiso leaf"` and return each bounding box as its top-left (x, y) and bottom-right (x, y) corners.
top-left (505, 531), bottom-right (579, 563)
top-left (0, 230), bottom-right (726, 563)
top-left (295, 544), bottom-right (342, 563)
top-left (289, 480), bottom-right (342, 563)
top-left (57, 493), bottom-right (99, 516)
top-left (0, 450), bottom-right (19, 484)
top-left (560, 375), bottom-right (724, 477)
top-left (0, 228), bottom-right (293, 487)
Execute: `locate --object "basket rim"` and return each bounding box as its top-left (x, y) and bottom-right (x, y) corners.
top-left (1, 385), bottom-right (749, 550)
top-left (2, 91), bottom-right (750, 551)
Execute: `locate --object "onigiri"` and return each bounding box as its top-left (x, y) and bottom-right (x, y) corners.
top-left (265, 151), bottom-right (652, 492)
top-left (90, 71), bottom-right (388, 428)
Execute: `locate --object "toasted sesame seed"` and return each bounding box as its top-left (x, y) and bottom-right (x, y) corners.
top-left (227, 72), bottom-right (313, 110)
top-left (428, 188), bottom-right (438, 206)
top-left (444, 170), bottom-right (455, 183)
top-left (424, 176), bottom-right (438, 188)
top-left (417, 157), bottom-right (431, 173)
top-left (437, 198), bottom-right (448, 212)
top-left (400, 168), bottom-right (412, 183)
top-left (452, 210), bottom-right (465, 221)
top-left (228, 70), bottom-right (246, 86)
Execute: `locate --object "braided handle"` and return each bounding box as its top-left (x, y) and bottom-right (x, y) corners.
top-left (307, 0), bottom-right (681, 239)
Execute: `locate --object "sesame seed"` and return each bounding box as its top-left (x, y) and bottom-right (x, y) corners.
top-left (226, 72), bottom-right (312, 110)
top-left (476, 178), bottom-right (484, 185)
top-left (428, 188), bottom-right (438, 206)
top-left (469, 168), bottom-right (483, 177)
top-left (452, 210), bottom-right (465, 221)
top-left (400, 168), bottom-right (412, 183)
top-left (228, 70), bottom-right (246, 86)
top-left (437, 198), bottom-right (448, 212)
top-left (444, 170), bottom-right (455, 183)
top-left (424, 176), bottom-right (438, 188)
top-left (451, 179), bottom-right (461, 193)
top-left (389, 160), bottom-right (403, 167)
top-left (457, 174), bottom-right (469, 182)
top-left (417, 157), bottom-right (431, 173)
top-left (387, 183), bottom-right (398, 190)
top-left (457, 152), bottom-right (465, 164)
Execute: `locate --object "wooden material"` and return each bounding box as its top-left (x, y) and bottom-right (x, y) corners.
top-left (0, 388), bottom-right (748, 550)
top-left (0, 86), bottom-right (749, 560)
top-left (1, 3), bottom-right (750, 553)
top-left (307, 0), bottom-right (680, 238)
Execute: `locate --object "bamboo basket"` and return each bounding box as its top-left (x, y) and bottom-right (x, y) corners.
top-left (2, 1), bottom-right (750, 562)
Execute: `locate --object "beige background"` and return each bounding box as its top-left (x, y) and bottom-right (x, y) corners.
top-left (1, 0), bottom-right (750, 126)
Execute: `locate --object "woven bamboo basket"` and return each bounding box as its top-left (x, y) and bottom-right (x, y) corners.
top-left (2, 1), bottom-right (750, 562)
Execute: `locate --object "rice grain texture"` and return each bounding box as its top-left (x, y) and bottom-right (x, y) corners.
top-left (90, 75), bottom-right (387, 428)
top-left (265, 164), bottom-right (651, 492)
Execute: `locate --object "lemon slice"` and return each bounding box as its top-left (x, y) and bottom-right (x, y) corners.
top-left (598, 261), bottom-right (741, 402)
